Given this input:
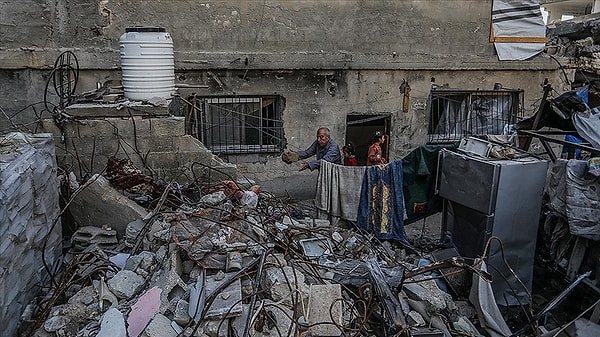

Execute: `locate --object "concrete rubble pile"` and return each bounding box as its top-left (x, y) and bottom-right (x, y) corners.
top-left (547, 13), bottom-right (600, 78)
top-left (18, 161), bottom-right (492, 337)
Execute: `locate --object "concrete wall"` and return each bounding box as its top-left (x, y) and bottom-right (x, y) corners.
top-left (0, 0), bottom-right (570, 197)
top-left (37, 107), bottom-right (238, 184)
top-left (0, 133), bottom-right (63, 337)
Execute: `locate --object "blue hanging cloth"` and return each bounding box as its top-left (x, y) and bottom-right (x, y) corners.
top-left (356, 160), bottom-right (406, 242)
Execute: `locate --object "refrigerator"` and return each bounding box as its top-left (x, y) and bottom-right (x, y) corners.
top-left (437, 148), bottom-right (548, 306)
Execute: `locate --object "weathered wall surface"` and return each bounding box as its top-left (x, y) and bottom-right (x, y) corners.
top-left (0, 133), bottom-right (63, 337)
top-left (0, 0), bottom-right (570, 197)
top-left (37, 109), bottom-right (238, 183)
top-left (0, 0), bottom-right (504, 68)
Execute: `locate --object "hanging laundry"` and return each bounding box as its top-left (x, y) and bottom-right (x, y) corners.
top-left (356, 160), bottom-right (406, 241)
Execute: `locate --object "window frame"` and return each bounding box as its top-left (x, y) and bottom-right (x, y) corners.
top-left (427, 89), bottom-right (524, 144)
top-left (196, 95), bottom-right (284, 155)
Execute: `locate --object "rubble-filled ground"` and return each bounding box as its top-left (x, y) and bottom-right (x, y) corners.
top-left (15, 159), bottom-right (597, 337)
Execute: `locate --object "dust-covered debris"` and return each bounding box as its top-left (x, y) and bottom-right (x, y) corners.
top-left (15, 159), bottom-right (544, 337)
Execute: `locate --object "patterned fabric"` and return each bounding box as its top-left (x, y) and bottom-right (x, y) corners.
top-left (356, 160), bottom-right (406, 241)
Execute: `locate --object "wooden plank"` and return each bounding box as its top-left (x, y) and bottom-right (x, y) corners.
top-left (489, 24), bottom-right (548, 43)
top-left (491, 36), bottom-right (549, 43)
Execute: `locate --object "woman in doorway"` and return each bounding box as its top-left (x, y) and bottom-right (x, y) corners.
top-left (342, 143), bottom-right (358, 166)
top-left (367, 131), bottom-right (387, 166)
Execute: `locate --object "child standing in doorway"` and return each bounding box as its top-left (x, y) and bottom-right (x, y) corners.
top-left (342, 143), bottom-right (358, 166)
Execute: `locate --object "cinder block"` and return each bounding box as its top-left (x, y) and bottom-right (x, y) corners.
top-left (108, 117), bottom-right (152, 138)
top-left (176, 151), bottom-right (214, 166)
top-left (135, 136), bottom-right (175, 153)
top-left (96, 136), bottom-right (121, 158)
top-left (65, 137), bottom-right (100, 158)
top-left (76, 120), bottom-right (118, 138)
top-left (146, 152), bottom-right (180, 170)
top-left (173, 135), bottom-right (210, 152)
top-left (149, 117), bottom-right (186, 137)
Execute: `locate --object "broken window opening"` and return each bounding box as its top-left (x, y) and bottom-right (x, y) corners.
top-left (192, 96), bottom-right (284, 154)
top-left (427, 89), bottom-right (524, 144)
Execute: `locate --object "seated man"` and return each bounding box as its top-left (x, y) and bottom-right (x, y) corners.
top-left (290, 127), bottom-right (342, 171)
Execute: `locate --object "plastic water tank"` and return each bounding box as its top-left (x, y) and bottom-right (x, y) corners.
top-left (119, 27), bottom-right (175, 101)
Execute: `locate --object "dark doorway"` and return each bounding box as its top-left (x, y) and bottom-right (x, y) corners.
top-left (345, 114), bottom-right (391, 166)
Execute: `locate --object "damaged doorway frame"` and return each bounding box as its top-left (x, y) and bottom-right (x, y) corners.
top-left (345, 114), bottom-right (391, 166)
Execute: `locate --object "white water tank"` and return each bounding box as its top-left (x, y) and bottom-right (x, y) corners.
top-left (119, 27), bottom-right (175, 101)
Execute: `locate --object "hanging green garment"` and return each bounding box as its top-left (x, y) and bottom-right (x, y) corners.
top-left (402, 143), bottom-right (458, 224)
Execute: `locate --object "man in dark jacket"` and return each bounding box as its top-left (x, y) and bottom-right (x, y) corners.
top-left (294, 127), bottom-right (342, 171)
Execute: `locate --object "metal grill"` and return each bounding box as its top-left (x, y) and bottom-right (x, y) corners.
top-left (427, 89), bottom-right (524, 144)
top-left (194, 96), bottom-right (284, 154)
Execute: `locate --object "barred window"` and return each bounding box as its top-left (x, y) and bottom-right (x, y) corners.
top-left (195, 96), bottom-right (284, 154)
top-left (427, 89), bottom-right (524, 144)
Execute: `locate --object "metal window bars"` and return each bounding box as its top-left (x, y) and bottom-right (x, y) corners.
top-left (427, 89), bottom-right (524, 144)
top-left (190, 96), bottom-right (284, 154)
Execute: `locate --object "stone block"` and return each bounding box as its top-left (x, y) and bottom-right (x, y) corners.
top-left (403, 280), bottom-right (450, 312)
top-left (125, 251), bottom-right (157, 273)
top-left (202, 318), bottom-right (230, 337)
top-left (307, 284), bottom-right (342, 336)
top-left (262, 266), bottom-right (309, 308)
top-left (98, 137), bottom-right (120, 157)
top-left (176, 150), bottom-right (214, 166)
top-left (244, 300), bottom-right (295, 337)
top-left (173, 299), bottom-right (191, 326)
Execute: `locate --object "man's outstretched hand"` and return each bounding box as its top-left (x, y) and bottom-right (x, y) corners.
top-left (299, 162), bottom-right (309, 171)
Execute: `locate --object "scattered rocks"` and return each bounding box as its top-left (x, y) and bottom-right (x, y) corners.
top-left (107, 270), bottom-right (145, 299)
top-left (20, 173), bottom-right (495, 337)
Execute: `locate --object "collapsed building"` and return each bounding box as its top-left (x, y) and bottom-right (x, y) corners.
top-left (1, 1), bottom-right (600, 337)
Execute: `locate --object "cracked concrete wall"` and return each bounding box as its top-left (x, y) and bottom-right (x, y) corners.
top-left (201, 68), bottom-right (569, 198)
top-left (0, 0), bottom-right (570, 197)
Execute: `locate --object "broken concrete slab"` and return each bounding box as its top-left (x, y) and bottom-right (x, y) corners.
top-left (0, 132), bottom-right (63, 337)
top-left (107, 269), bottom-right (145, 299)
top-left (307, 284), bottom-right (343, 336)
top-left (125, 251), bottom-right (157, 273)
top-left (97, 308), bottom-right (127, 337)
top-left (404, 279), bottom-right (451, 312)
top-left (204, 273), bottom-right (243, 319)
top-left (141, 313), bottom-right (178, 337)
top-left (173, 299), bottom-right (191, 326)
top-left (262, 266), bottom-right (309, 308)
top-left (202, 318), bottom-right (231, 337)
top-left (68, 174), bottom-right (148, 238)
top-left (126, 219), bottom-right (146, 248)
